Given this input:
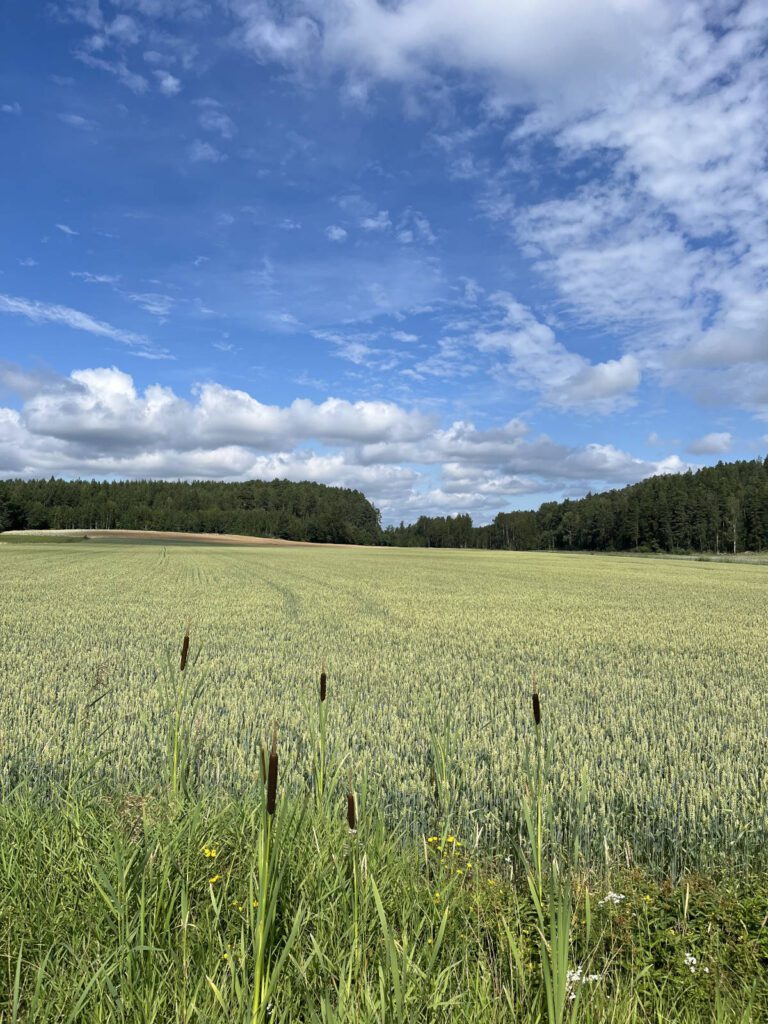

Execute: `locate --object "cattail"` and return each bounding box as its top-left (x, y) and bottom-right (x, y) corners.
top-left (180, 629), bottom-right (190, 671)
top-left (320, 663), bottom-right (327, 702)
top-left (266, 728), bottom-right (278, 815)
top-left (347, 790), bottom-right (357, 832)
top-left (532, 691), bottom-right (541, 727)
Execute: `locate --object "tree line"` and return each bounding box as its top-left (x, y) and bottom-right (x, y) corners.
top-left (2, 457), bottom-right (767, 552)
top-left (0, 478), bottom-right (382, 545)
top-left (383, 457), bottom-right (768, 553)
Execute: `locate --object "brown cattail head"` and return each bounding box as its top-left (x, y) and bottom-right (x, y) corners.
top-left (180, 630), bottom-right (190, 671)
top-left (320, 664), bottom-right (327, 702)
top-left (347, 791), bottom-right (357, 832)
top-left (532, 690), bottom-right (542, 727)
top-left (266, 728), bottom-right (278, 815)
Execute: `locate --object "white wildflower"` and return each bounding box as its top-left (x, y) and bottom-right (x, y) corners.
top-left (598, 891), bottom-right (626, 906)
top-left (566, 965), bottom-right (600, 1000)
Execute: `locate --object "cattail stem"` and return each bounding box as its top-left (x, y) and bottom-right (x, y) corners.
top-left (347, 791), bottom-right (357, 832)
top-left (179, 631), bottom-right (190, 671)
top-left (316, 666), bottom-right (328, 808)
top-left (266, 728), bottom-right (278, 815)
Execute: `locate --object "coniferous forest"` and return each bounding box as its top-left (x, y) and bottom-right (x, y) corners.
top-left (0, 478), bottom-right (382, 545)
top-left (1, 456), bottom-right (767, 553)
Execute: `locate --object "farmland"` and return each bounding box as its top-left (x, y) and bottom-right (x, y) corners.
top-left (2, 540), bottom-right (767, 1021)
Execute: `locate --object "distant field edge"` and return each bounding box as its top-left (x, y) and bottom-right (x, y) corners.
top-left (0, 528), bottom-right (364, 548)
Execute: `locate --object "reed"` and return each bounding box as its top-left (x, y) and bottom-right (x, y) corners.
top-left (266, 728), bottom-right (278, 816)
top-left (347, 789), bottom-right (357, 833)
top-left (179, 628), bottom-right (190, 671)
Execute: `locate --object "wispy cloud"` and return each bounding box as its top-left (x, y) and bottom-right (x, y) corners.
top-left (194, 98), bottom-right (236, 138)
top-left (0, 293), bottom-right (149, 348)
top-left (75, 51), bottom-right (148, 93)
top-left (58, 112), bottom-right (95, 129)
top-left (188, 139), bottom-right (226, 163)
top-left (126, 292), bottom-right (174, 317)
top-left (71, 271), bottom-right (120, 284)
top-left (56, 223), bottom-right (79, 236)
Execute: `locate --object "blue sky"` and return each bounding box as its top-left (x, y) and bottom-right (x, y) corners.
top-left (1, 0), bottom-right (766, 522)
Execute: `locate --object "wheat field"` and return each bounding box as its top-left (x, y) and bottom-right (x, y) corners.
top-left (3, 540), bottom-right (766, 872)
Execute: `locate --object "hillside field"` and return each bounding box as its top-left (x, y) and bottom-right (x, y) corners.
top-left (2, 541), bottom-right (767, 1022)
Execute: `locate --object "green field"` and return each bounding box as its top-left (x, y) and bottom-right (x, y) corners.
top-left (2, 542), bottom-right (767, 1021)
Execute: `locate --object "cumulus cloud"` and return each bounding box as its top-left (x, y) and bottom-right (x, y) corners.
top-left (325, 225), bottom-right (348, 242)
top-left (0, 365), bottom-right (688, 519)
top-left (360, 210), bottom-right (391, 231)
top-left (687, 432), bottom-right (732, 455)
top-left (154, 69), bottom-right (181, 94)
top-left (230, 0), bottom-right (668, 108)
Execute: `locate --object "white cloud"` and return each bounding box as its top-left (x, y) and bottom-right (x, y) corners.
top-left (397, 209), bottom-right (435, 245)
top-left (503, 4), bottom-right (768, 416)
top-left (66, 0), bottom-right (104, 30)
top-left (126, 292), bottom-right (174, 317)
top-left (58, 113), bottom-right (96, 129)
top-left (232, 3), bottom-right (765, 419)
top-left (188, 139), bottom-right (226, 162)
top-left (687, 432), bottom-right (732, 455)
top-left (0, 366), bottom-right (433, 456)
top-left (18, 258), bottom-right (38, 268)
top-left (1, 102), bottom-right (22, 115)
top-left (360, 210), bottom-right (391, 231)
top-left (75, 51), bottom-right (149, 93)
top-left (0, 365), bottom-right (686, 519)
top-left (325, 225), bottom-right (347, 242)
top-left (231, 0), bottom-right (668, 109)
top-left (233, 1), bottom-right (320, 63)
top-left (0, 294), bottom-right (148, 348)
top-left (474, 294), bottom-right (640, 412)
top-left (71, 271), bottom-right (121, 284)
top-left (56, 223), bottom-right (79, 236)
top-left (154, 70), bottom-right (181, 95)
top-left (194, 98), bottom-right (236, 137)
top-left (106, 13), bottom-right (141, 44)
